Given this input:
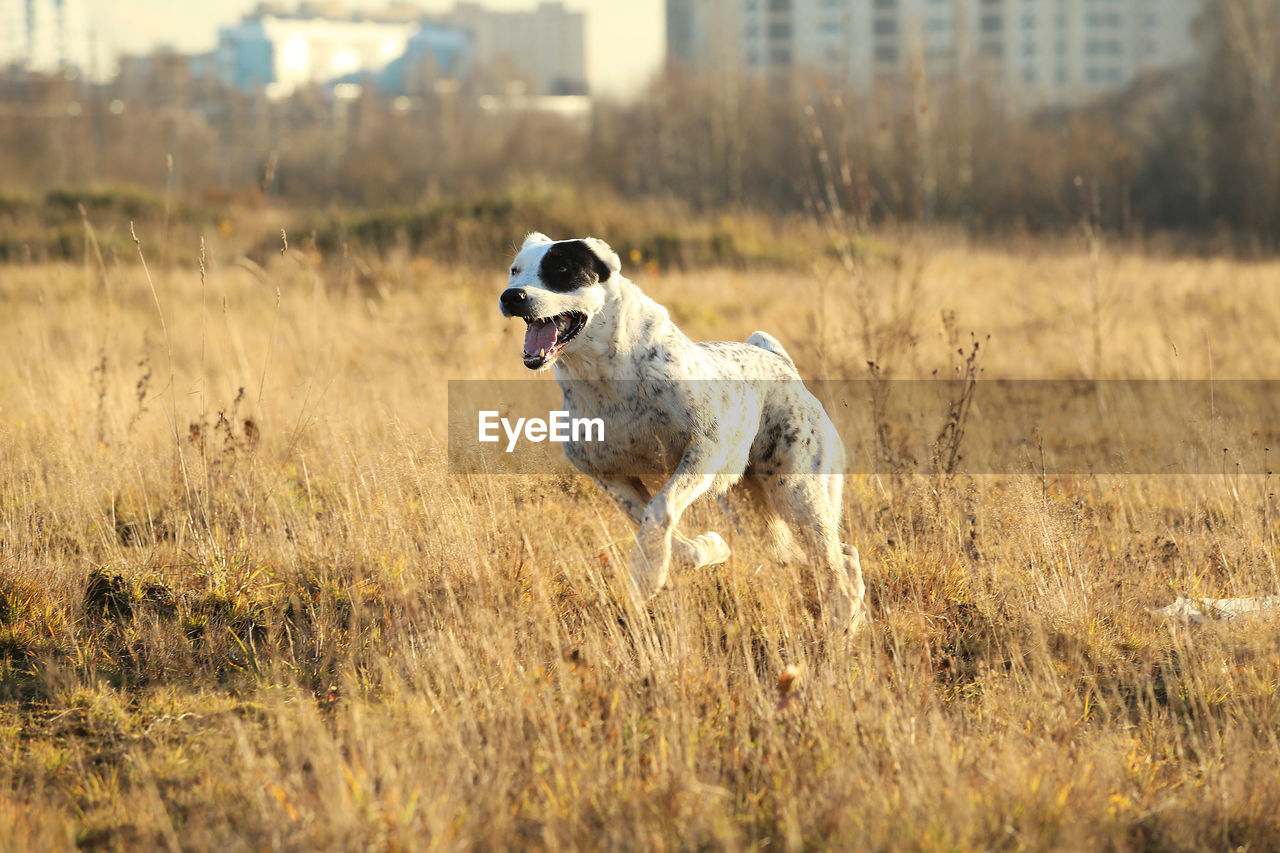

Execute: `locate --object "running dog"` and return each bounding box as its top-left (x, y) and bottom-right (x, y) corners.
top-left (498, 232), bottom-right (865, 632)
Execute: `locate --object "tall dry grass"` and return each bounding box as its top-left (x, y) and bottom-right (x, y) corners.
top-left (1, 226), bottom-right (1279, 849)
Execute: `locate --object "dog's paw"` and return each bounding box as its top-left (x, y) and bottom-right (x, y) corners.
top-left (628, 536), bottom-right (670, 602)
top-left (692, 531), bottom-right (731, 567)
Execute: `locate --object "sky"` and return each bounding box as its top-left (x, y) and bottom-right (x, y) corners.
top-left (85, 0), bottom-right (666, 96)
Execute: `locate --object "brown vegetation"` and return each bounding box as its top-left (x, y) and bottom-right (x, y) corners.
top-left (0, 2), bottom-right (1278, 846)
top-left (1, 219), bottom-right (1278, 848)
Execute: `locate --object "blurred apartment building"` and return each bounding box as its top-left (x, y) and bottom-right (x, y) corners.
top-left (0, 0), bottom-right (93, 76)
top-left (437, 2), bottom-right (586, 95)
top-left (215, 1), bottom-right (585, 99)
top-left (667, 0), bottom-right (1203, 107)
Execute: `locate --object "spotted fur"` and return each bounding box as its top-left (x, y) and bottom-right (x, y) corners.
top-left (499, 232), bottom-right (866, 633)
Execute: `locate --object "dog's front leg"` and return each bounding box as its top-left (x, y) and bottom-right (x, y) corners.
top-left (594, 475), bottom-right (729, 574)
top-left (629, 454), bottom-right (730, 604)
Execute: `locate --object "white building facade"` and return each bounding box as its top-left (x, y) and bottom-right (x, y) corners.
top-left (669, 0), bottom-right (1204, 108)
top-left (215, 2), bottom-right (586, 99)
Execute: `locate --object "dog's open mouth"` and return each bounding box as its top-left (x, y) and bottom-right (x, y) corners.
top-left (522, 311), bottom-right (587, 369)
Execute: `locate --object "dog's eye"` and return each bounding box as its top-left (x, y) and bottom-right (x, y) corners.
top-left (556, 266), bottom-right (568, 274)
top-left (510, 267), bottom-right (518, 275)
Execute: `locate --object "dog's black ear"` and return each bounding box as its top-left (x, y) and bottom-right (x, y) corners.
top-left (522, 232), bottom-right (554, 250)
top-left (582, 237), bottom-right (621, 281)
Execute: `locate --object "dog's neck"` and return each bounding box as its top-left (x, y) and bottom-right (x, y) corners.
top-left (554, 276), bottom-right (687, 381)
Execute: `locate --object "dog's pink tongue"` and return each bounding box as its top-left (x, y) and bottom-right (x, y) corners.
top-left (524, 319), bottom-right (558, 354)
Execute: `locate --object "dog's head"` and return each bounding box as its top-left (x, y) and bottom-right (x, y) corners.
top-left (499, 232), bottom-right (621, 370)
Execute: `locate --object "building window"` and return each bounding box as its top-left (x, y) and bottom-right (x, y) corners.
top-left (980, 15), bottom-right (1003, 32)
top-left (1023, 67), bottom-right (1037, 84)
top-left (873, 0), bottom-right (897, 9)
top-left (769, 47), bottom-right (792, 65)
top-left (1085, 12), bottom-right (1121, 28)
top-left (875, 44), bottom-right (898, 62)
top-left (928, 17), bottom-right (949, 32)
top-left (874, 18), bottom-right (898, 35)
top-left (769, 22), bottom-right (792, 38)
top-left (821, 20), bottom-right (843, 35)
top-left (1085, 39), bottom-right (1121, 56)
top-left (768, 0), bottom-right (791, 11)
top-left (1023, 42), bottom-right (1035, 57)
top-left (980, 42), bottom-right (1003, 59)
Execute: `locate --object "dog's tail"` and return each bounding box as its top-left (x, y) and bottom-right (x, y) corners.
top-left (747, 331), bottom-right (797, 371)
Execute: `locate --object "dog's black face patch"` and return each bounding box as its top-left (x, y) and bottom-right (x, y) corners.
top-left (538, 241), bottom-right (611, 292)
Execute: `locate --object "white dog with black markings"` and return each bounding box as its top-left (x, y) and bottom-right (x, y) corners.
top-left (499, 232), bottom-right (865, 632)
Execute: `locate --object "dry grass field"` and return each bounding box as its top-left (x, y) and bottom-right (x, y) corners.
top-left (1, 225), bottom-right (1279, 850)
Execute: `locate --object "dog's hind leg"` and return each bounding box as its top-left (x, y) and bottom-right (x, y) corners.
top-left (741, 473), bottom-right (803, 564)
top-left (766, 474), bottom-right (866, 634)
top-left (827, 474), bottom-right (866, 603)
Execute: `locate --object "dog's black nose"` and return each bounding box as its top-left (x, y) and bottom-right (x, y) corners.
top-left (500, 289), bottom-right (527, 311)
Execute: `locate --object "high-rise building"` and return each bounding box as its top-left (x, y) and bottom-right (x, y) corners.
top-left (439, 2), bottom-right (587, 95)
top-left (0, 0), bottom-right (93, 76)
top-left (667, 0), bottom-right (741, 73)
top-left (667, 0), bottom-right (1204, 107)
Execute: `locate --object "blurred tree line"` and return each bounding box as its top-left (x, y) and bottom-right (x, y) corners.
top-left (0, 0), bottom-right (1276, 248)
